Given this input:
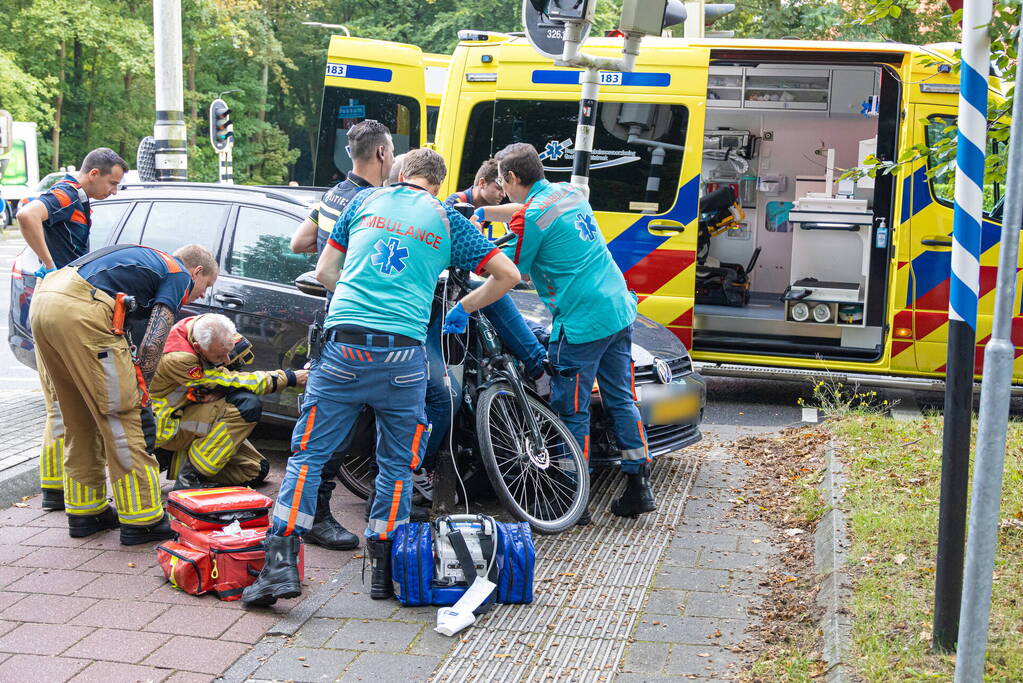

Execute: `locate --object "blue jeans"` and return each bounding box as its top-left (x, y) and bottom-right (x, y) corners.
top-left (549, 325), bottom-right (649, 473)
top-left (270, 338), bottom-right (429, 541)
top-left (423, 291), bottom-right (547, 463)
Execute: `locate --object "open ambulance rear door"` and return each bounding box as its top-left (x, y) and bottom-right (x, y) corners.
top-left (313, 37), bottom-right (428, 187)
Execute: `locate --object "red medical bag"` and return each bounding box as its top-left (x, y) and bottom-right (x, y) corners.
top-left (171, 520), bottom-right (305, 601)
top-left (167, 486), bottom-right (272, 530)
top-left (156, 541), bottom-right (212, 596)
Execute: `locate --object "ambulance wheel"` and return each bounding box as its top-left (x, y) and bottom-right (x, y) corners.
top-left (476, 383), bottom-right (589, 534)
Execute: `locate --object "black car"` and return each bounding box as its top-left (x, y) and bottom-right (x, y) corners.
top-left (9, 183), bottom-right (705, 456)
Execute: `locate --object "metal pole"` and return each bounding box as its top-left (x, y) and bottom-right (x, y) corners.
top-left (954, 19), bottom-right (1022, 680)
top-left (153, 0), bottom-right (187, 181)
top-left (218, 150), bottom-right (234, 185)
top-left (933, 0), bottom-right (990, 652)
top-left (571, 67), bottom-right (599, 197)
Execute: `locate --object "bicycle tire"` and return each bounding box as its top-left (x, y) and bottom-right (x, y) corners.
top-left (476, 383), bottom-right (589, 534)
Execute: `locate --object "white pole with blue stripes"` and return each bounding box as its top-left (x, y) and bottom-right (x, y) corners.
top-left (933, 0), bottom-right (990, 653)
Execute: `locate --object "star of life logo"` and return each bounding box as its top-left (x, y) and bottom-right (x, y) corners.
top-left (372, 237), bottom-right (410, 275)
top-left (576, 212), bottom-right (598, 242)
top-left (539, 138), bottom-right (573, 161)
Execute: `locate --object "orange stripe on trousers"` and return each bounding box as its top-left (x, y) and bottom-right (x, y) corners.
top-left (383, 480), bottom-right (404, 540)
top-left (356, 348), bottom-right (365, 361)
top-left (583, 435), bottom-right (589, 462)
top-left (630, 363), bottom-right (637, 401)
top-left (637, 421), bottom-right (650, 461)
top-left (410, 423), bottom-right (425, 469)
top-left (574, 374), bottom-right (580, 413)
top-left (299, 406), bottom-right (317, 450)
top-left (285, 464), bottom-right (309, 535)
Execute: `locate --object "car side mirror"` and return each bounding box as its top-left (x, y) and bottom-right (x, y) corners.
top-left (295, 270), bottom-right (327, 298)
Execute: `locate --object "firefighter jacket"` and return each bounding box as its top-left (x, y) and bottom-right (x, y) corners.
top-left (150, 316), bottom-right (293, 442)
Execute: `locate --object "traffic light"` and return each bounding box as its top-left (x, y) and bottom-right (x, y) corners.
top-left (532, 0), bottom-right (596, 23)
top-left (704, 3), bottom-right (735, 37)
top-left (620, 0), bottom-right (686, 35)
top-left (209, 98), bottom-right (233, 152)
top-left (0, 110), bottom-right (12, 156)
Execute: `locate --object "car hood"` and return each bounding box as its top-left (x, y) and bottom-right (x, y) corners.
top-left (507, 289), bottom-right (689, 363)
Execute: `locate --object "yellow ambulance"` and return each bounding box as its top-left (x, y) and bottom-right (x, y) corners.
top-left (312, 32), bottom-right (1010, 385)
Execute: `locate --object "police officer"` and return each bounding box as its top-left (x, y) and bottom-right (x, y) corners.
top-left (289, 120), bottom-right (403, 547)
top-left (16, 148), bottom-right (128, 511)
top-left (243, 149), bottom-right (520, 606)
top-left (490, 143), bottom-right (655, 521)
top-left (30, 244), bottom-right (218, 544)
top-left (150, 313), bottom-right (312, 491)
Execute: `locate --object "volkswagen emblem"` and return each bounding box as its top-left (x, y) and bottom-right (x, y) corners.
top-left (653, 358), bottom-right (673, 384)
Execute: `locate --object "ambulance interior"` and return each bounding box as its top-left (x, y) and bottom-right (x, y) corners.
top-left (691, 59), bottom-right (896, 361)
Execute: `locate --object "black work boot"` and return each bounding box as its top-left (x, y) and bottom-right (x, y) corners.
top-left (41, 488), bottom-right (65, 511)
top-left (68, 506), bottom-right (119, 538)
top-left (242, 534), bottom-right (303, 606)
top-left (306, 486), bottom-right (359, 550)
top-left (365, 488), bottom-right (430, 523)
top-left (120, 513), bottom-right (175, 546)
top-left (367, 539), bottom-right (394, 600)
top-left (576, 500), bottom-right (592, 526)
top-left (241, 458), bottom-right (271, 488)
top-left (172, 459), bottom-right (218, 492)
top-left (610, 465), bottom-right (657, 518)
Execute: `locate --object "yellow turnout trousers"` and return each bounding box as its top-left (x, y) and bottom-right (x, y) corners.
top-left (29, 268), bottom-right (164, 526)
top-left (36, 357), bottom-right (66, 491)
top-left (156, 397), bottom-right (264, 484)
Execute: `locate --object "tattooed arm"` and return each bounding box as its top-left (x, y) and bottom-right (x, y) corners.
top-left (137, 304), bottom-right (176, 386)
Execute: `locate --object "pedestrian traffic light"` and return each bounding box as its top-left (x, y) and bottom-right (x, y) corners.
top-left (704, 3), bottom-right (735, 36)
top-left (620, 0), bottom-right (686, 35)
top-left (209, 98), bottom-right (233, 152)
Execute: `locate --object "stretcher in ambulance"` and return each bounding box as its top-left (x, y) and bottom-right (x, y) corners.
top-left (313, 33), bottom-right (1012, 385)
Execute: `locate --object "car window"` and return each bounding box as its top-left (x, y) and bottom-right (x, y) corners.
top-left (925, 115), bottom-right (1001, 216)
top-left (88, 201), bottom-right (129, 249)
top-left (116, 202), bottom-right (149, 245)
top-left (229, 206), bottom-right (315, 284)
top-left (137, 201), bottom-right (226, 255)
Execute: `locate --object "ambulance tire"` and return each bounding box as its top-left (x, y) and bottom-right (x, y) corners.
top-left (476, 383), bottom-right (589, 534)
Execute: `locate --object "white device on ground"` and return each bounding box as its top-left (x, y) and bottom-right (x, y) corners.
top-left (435, 577), bottom-right (498, 636)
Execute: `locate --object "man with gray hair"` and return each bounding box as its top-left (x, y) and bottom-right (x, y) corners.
top-left (149, 314), bottom-right (313, 493)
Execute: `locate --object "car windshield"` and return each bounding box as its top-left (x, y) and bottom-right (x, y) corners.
top-left (34, 173), bottom-right (64, 192)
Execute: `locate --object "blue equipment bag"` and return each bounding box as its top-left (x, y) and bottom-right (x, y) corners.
top-left (391, 514), bottom-right (535, 608)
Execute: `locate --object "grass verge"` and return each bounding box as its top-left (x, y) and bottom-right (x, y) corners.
top-left (835, 415), bottom-right (1023, 681)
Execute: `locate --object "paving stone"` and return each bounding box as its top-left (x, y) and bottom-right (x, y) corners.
top-left (1, 526), bottom-right (43, 545)
top-left (77, 573), bottom-right (167, 601)
top-left (26, 510), bottom-right (73, 528)
top-left (396, 605), bottom-right (439, 623)
top-left (0, 543), bottom-right (36, 564)
top-left (643, 589), bottom-right (687, 616)
top-left (0, 622), bottom-right (92, 655)
top-left (78, 550), bottom-right (153, 574)
top-left (684, 592), bottom-right (752, 619)
top-left (143, 604), bottom-right (243, 638)
top-left (409, 627), bottom-right (458, 657)
top-left (292, 617), bottom-right (345, 648)
top-left (20, 527), bottom-right (89, 547)
top-left (70, 599), bottom-right (168, 630)
top-left (662, 545), bottom-right (699, 566)
top-left (654, 566), bottom-right (730, 592)
top-left (162, 672), bottom-right (210, 683)
top-left (339, 652), bottom-right (440, 681)
top-left (251, 646), bottom-right (358, 682)
top-left (666, 643), bottom-right (744, 677)
top-left (622, 641), bottom-right (670, 673)
top-left (143, 635), bottom-right (249, 675)
top-left (74, 531), bottom-right (141, 552)
top-left (6, 568), bottom-right (98, 594)
top-left (0, 592), bottom-right (25, 615)
top-left (736, 536), bottom-right (782, 555)
top-left (670, 532), bottom-right (740, 551)
top-left (698, 550), bottom-right (766, 572)
top-left (63, 628), bottom-right (171, 664)
top-left (69, 661), bottom-right (171, 683)
top-left (0, 592), bottom-right (96, 623)
top-left (13, 546), bottom-right (102, 570)
top-left (0, 620), bottom-right (15, 637)
top-left (317, 589), bottom-right (399, 620)
top-left (0, 505), bottom-right (48, 525)
top-left (730, 570), bottom-right (772, 596)
top-left (0, 566), bottom-right (31, 589)
top-left (326, 619), bottom-right (422, 652)
top-left (632, 615), bottom-right (748, 646)
top-left (682, 497), bottom-right (732, 519)
top-left (0, 653), bottom-right (89, 682)
top-left (219, 610), bottom-right (283, 644)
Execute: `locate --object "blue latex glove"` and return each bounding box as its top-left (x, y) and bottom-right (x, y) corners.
top-left (443, 302), bottom-right (470, 334)
top-left (472, 207), bottom-right (486, 224)
top-left (34, 265), bottom-right (56, 280)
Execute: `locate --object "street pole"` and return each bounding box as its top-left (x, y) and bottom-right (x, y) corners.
top-left (153, 0), bottom-right (187, 181)
top-left (954, 19), bottom-right (1022, 680)
top-left (933, 0), bottom-right (990, 652)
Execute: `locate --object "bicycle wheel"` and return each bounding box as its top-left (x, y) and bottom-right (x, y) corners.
top-left (336, 410), bottom-right (375, 500)
top-left (476, 383), bottom-right (589, 534)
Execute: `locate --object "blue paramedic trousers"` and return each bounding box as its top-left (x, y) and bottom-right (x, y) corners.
top-left (548, 324), bottom-right (649, 473)
top-left (269, 339), bottom-right (429, 541)
top-left (424, 291), bottom-right (546, 464)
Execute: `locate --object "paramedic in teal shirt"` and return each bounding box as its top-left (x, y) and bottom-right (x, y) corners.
top-left (489, 142), bottom-right (654, 524)
top-left (244, 149), bottom-right (520, 606)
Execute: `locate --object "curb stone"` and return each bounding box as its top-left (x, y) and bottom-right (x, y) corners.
top-left (0, 459), bottom-right (40, 509)
top-left (814, 442), bottom-right (853, 683)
